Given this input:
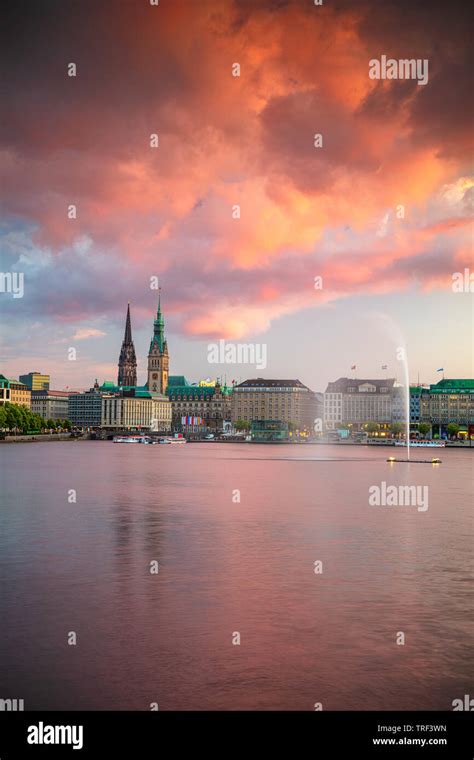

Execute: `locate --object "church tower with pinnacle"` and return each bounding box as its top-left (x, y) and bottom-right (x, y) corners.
top-left (117, 302), bottom-right (137, 387)
top-left (147, 291), bottom-right (169, 394)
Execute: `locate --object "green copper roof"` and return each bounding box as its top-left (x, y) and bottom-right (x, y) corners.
top-left (167, 384), bottom-right (233, 398)
top-left (168, 375), bottom-right (190, 387)
top-left (167, 385), bottom-right (215, 398)
top-left (149, 294), bottom-right (165, 353)
top-left (99, 382), bottom-right (150, 395)
top-left (0, 376), bottom-right (28, 387)
top-left (429, 379), bottom-right (474, 393)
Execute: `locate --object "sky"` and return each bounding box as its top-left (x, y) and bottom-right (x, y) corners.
top-left (1, 0), bottom-right (472, 391)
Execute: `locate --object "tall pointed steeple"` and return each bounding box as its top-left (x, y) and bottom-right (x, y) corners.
top-left (124, 302), bottom-right (133, 344)
top-left (118, 302), bottom-right (137, 387)
top-left (150, 290), bottom-right (165, 354)
top-left (147, 288), bottom-right (169, 394)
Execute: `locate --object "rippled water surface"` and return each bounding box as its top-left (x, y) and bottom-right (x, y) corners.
top-left (1, 441), bottom-right (472, 710)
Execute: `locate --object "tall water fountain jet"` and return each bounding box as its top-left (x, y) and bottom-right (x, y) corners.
top-left (395, 344), bottom-right (411, 460)
top-left (372, 312), bottom-right (411, 460)
top-left (401, 349), bottom-right (411, 461)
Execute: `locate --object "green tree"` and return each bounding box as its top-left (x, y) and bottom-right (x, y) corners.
top-left (5, 403), bottom-right (20, 431)
top-left (418, 422), bottom-right (431, 437)
top-left (0, 405), bottom-right (6, 429)
top-left (14, 404), bottom-right (25, 431)
top-left (390, 422), bottom-right (404, 437)
top-left (447, 422), bottom-right (460, 439)
top-left (365, 421), bottom-right (380, 434)
top-left (17, 404), bottom-right (31, 432)
top-left (46, 418), bottom-right (55, 430)
top-left (234, 419), bottom-right (250, 431)
top-left (62, 419), bottom-right (71, 430)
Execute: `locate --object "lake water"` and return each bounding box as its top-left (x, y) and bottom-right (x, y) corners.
top-left (1, 441), bottom-right (472, 710)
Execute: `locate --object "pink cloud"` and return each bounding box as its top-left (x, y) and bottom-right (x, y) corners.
top-left (1, 0), bottom-right (472, 340)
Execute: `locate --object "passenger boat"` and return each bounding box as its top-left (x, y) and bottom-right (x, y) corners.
top-left (158, 434), bottom-right (186, 445)
top-left (395, 440), bottom-right (445, 448)
top-left (113, 435), bottom-right (150, 444)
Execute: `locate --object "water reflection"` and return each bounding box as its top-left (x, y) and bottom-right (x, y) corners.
top-left (0, 442), bottom-right (472, 710)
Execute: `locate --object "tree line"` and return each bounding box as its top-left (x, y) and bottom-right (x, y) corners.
top-left (0, 402), bottom-right (72, 433)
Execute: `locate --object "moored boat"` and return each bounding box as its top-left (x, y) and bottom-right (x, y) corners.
top-left (158, 434), bottom-right (186, 445)
top-left (395, 440), bottom-right (445, 448)
top-left (113, 435), bottom-right (149, 444)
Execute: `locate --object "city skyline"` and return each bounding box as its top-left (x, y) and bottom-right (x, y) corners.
top-left (3, 291), bottom-right (473, 393)
top-left (1, 0), bottom-right (473, 389)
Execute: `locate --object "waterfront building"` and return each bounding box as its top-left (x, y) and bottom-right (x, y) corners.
top-left (31, 390), bottom-right (70, 421)
top-left (232, 379), bottom-right (318, 431)
top-left (0, 375), bottom-right (31, 408)
top-left (68, 382), bottom-right (110, 428)
top-left (147, 294), bottom-right (169, 394)
top-left (420, 379), bottom-right (474, 436)
top-left (167, 376), bottom-right (233, 432)
top-left (324, 377), bottom-right (396, 431)
top-left (409, 385), bottom-right (430, 425)
top-left (314, 392), bottom-right (324, 424)
top-left (117, 303), bottom-right (137, 387)
top-left (0, 376), bottom-right (8, 406)
top-left (250, 420), bottom-right (289, 442)
top-left (19, 372), bottom-right (50, 391)
top-left (391, 385), bottom-right (406, 423)
top-left (101, 392), bottom-right (171, 431)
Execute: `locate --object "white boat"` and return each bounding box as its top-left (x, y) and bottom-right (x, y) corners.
top-left (395, 440), bottom-right (445, 448)
top-left (159, 435), bottom-right (186, 445)
top-left (113, 435), bottom-right (149, 444)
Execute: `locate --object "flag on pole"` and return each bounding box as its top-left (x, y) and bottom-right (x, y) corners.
top-left (436, 368), bottom-right (444, 372)
top-left (381, 365), bottom-right (388, 370)
top-left (351, 365), bottom-right (356, 370)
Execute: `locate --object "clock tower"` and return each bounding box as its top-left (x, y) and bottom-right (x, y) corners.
top-left (147, 291), bottom-right (169, 394)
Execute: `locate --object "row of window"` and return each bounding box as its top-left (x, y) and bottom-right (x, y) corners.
top-left (234, 388), bottom-right (305, 393)
top-left (172, 402), bottom-right (226, 407)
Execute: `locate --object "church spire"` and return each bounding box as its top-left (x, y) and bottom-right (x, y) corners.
top-left (147, 288), bottom-right (169, 394)
top-left (118, 302), bottom-right (137, 387)
top-left (124, 301), bottom-right (133, 344)
top-left (150, 288), bottom-right (165, 353)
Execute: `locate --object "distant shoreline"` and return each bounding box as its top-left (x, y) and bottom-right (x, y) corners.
top-left (0, 434), bottom-right (80, 444)
top-left (1, 434), bottom-right (472, 448)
